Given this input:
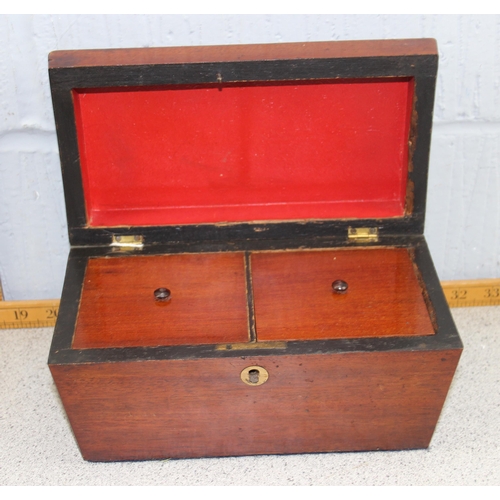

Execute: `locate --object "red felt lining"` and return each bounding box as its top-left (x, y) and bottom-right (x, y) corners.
top-left (73, 78), bottom-right (414, 227)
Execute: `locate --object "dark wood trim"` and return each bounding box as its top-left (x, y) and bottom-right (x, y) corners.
top-left (244, 252), bottom-right (257, 343)
top-left (49, 88), bottom-right (87, 228)
top-left (412, 238), bottom-right (461, 349)
top-left (49, 39), bottom-right (437, 69)
top-left (48, 253), bottom-right (87, 356)
top-left (68, 233), bottom-right (420, 256)
top-left (410, 75), bottom-right (437, 227)
top-left (49, 56), bottom-right (437, 91)
top-left (68, 217), bottom-right (425, 248)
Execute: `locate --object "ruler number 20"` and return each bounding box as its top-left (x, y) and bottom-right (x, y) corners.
top-left (46, 308), bottom-right (58, 319)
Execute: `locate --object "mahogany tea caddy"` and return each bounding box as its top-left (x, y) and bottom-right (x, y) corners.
top-left (48, 39), bottom-right (462, 461)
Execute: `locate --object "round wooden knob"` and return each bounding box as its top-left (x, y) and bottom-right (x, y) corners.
top-left (332, 280), bottom-right (348, 294)
top-left (154, 287), bottom-right (171, 301)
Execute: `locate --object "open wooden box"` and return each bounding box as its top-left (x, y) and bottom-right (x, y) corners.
top-left (48, 39), bottom-right (462, 461)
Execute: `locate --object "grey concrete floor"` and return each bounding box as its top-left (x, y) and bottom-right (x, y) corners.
top-left (1, 306), bottom-right (499, 486)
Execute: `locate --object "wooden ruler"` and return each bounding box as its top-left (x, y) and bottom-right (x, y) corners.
top-left (0, 299), bottom-right (59, 329)
top-left (0, 279), bottom-right (498, 329)
top-left (441, 279), bottom-right (500, 308)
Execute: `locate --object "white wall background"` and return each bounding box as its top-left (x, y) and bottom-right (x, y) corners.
top-left (0, 14), bottom-right (499, 300)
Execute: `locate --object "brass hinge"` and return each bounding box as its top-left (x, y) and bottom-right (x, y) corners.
top-left (111, 234), bottom-right (144, 250)
top-left (348, 227), bottom-right (379, 242)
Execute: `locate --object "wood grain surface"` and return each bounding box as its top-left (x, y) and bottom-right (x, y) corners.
top-left (50, 349), bottom-right (460, 461)
top-left (49, 38), bottom-right (437, 68)
top-left (251, 248), bottom-right (434, 341)
top-left (72, 253), bottom-right (249, 348)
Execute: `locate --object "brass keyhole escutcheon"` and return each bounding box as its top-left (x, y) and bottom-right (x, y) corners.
top-left (240, 366), bottom-right (269, 386)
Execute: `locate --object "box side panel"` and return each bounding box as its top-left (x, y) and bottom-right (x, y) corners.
top-left (50, 349), bottom-right (461, 461)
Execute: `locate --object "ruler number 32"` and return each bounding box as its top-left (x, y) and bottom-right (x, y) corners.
top-left (450, 289), bottom-right (467, 300)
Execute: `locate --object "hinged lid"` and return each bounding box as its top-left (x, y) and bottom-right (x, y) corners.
top-left (49, 39), bottom-right (438, 247)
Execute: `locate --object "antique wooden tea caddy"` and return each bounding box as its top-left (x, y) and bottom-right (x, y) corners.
top-left (48, 39), bottom-right (462, 461)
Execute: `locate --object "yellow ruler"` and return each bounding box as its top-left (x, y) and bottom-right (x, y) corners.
top-left (0, 299), bottom-right (60, 329)
top-left (0, 279), bottom-right (498, 329)
top-left (441, 279), bottom-right (500, 308)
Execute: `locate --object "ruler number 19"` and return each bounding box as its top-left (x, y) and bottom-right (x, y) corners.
top-left (14, 309), bottom-right (28, 320)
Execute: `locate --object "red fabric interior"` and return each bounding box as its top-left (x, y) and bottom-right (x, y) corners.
top-left (73, 78), bottom-right (414, 227)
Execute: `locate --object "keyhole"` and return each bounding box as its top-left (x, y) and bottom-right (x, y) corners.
top-left (240, 365), bottom-right (269, 386)
top-left (248, 369), bottom-right (260, 384)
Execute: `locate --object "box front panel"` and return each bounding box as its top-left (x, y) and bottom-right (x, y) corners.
top-left (50, 349), bottom-right (460, 461)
